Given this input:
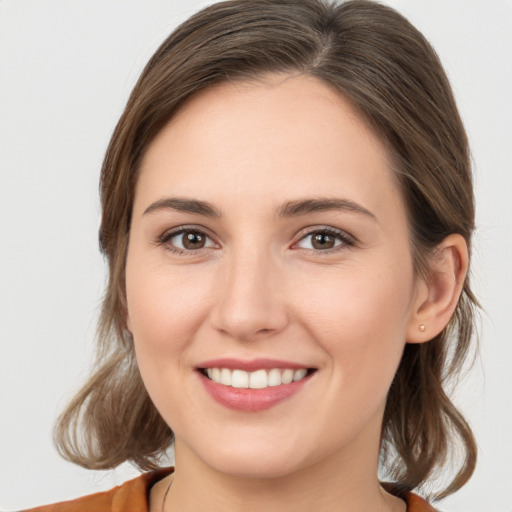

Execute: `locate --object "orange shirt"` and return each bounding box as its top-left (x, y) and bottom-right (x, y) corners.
top-left (23, 468), bottom-right (436, 512)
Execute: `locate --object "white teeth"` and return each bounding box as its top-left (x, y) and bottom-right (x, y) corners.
top-left (220, 368), bottom-right (232, 386)
top-left (267, 368), bottom-right (282, 387)
top-left (231, 369), bottom-right (249, 388)
top-left (204, 367), bottom-right (310, 389)
top-left (249, 369), bottom-right (267, 389)
top-left (281, 369), bottom-right (294, 384)
top-left (293, 369), bottom-right (307, 381)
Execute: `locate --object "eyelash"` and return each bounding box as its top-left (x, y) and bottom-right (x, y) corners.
top-left (157, 226), bottom-right (217, 255)
top-left (293, 227), bottom-right (355, 254)
top-left (157, 225), bottom-right (355, 256)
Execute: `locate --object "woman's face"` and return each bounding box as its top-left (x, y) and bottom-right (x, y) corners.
top-left (126, 74), bottom-right (423, 479)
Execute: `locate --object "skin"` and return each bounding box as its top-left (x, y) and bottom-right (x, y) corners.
top-left (125, 73), bottom-right (467, 512)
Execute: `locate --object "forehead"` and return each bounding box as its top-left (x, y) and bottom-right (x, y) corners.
top-left (135, 73), bottom-right (403, 220)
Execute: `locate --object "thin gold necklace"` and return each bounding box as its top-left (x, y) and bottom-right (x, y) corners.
top-left (161, 477), bottom-right (174, 512)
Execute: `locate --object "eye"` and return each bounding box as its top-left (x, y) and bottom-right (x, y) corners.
top-left (159, 228), bottom-right (216, 253)
top-left (295, 228), bottom-right (353, 252)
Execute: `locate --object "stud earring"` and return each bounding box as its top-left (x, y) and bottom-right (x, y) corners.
top-left (419, 324), bottom-right (426, 332)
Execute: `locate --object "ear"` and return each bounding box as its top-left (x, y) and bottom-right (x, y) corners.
top-left (406, 234), bottom-right (468, 343)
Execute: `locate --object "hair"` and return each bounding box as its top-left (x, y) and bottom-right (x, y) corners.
top-left (54, 0), bottom-right (478, 500)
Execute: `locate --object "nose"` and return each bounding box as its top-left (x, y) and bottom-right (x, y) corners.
top-left (210, 249), bottom-right (289, 342)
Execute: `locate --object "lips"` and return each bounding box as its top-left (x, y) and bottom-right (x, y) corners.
top-left (197, 358), bottom-right (315, 411)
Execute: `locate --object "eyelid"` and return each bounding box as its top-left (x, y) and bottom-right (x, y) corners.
top-left (157, 224), bottom-right (219, 253)
top-left (156, 224), bottom-right (355, 256)
top-left (291, 225), bottom-right (356, 253)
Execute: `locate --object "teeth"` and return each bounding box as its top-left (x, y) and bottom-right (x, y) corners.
top-left (204, 367), bottom-right (309, 389)
top-left (220, 368), bottom-right (231, 386)
top-left (267, 368), bottom-right (282, 387)
top-left (293, 368), bottom-right (307, 381)
top-left (231, 369), bottom-right (249, 388)
top-left (249, 369), bottom-right (267, 389)
top-left (281, 369), bottom-right (294, 384)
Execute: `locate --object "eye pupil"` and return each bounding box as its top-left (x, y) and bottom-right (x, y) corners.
top-left (183, 231), bottom-right (205, 249)
top-left (312, 233), bottom-right (335, 250)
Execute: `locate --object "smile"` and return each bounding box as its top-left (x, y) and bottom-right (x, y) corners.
top-left (197, 359), bottom-right (316, 411)
top-left (204, 367), bottom-right (309, 389)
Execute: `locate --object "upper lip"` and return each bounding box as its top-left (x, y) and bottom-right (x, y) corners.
top-left (197, 358), bottom-right (313, 372)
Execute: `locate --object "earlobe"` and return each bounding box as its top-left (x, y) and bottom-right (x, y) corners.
top-left (407, 234), bottom-right (468, 344)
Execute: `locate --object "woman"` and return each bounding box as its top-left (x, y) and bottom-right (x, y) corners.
top-left (25, 0), bottom-right (478, 510)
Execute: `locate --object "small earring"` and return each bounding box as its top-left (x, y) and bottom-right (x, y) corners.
top-left (419, 324), bottom-right (426, 332)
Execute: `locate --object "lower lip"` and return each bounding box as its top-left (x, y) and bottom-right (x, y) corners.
top-left (199, 372), bottom-right (311, 412)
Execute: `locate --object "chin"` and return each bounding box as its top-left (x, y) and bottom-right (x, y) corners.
top-left (177, 431), bottom-right (312, 480)
top-left (209, 451), bottom-right (308, 480)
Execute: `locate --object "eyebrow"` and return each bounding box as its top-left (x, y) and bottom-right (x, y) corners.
top-left (143, 197), bottom-right (222, 217)
top-left (276, 197), bottom-right (377, 221)
top-left (142, 196), bottom-right (376, 221)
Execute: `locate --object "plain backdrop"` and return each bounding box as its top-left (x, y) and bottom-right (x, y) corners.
top-left (0, 1), bottom-right (511, 511)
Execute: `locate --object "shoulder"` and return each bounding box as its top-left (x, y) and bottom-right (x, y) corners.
top-left (22, 468), bottom-right (173, 512)
top-left (405, 492), bottom-right (439, 512)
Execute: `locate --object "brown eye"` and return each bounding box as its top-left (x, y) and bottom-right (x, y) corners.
top-left (163, 228), bottom-right (216, 252)
top-left (311, 233), bottom-right (336, 250)
top-left (182, 231), bottom-right (206, 249)
top-left (296, 228), bottom-right (352, 252)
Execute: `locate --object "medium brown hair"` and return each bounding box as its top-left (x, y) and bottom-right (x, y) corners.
top-left (55, 0), bottom-right (478, 500)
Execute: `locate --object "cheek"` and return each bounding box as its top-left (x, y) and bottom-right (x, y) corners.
top-left (125, 259), bottom-right (211, 363)
top-left (300, 261), bottom-right (414, 386)
top-left (124, 258), bottom-right (216, 428)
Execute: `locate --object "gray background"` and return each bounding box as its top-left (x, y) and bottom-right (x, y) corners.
top-left (1, 1), bottom-right (511, 510)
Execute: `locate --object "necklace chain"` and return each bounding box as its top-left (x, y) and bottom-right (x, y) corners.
top-left (161, 477), bottom-right (174, 512)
